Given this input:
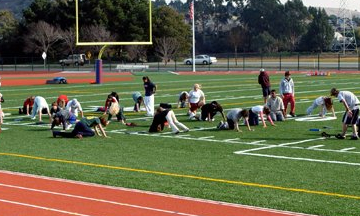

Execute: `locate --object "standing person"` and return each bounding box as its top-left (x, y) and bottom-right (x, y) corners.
top-left (248, 105), bottom-right (275, 128)
top-left (306, 96), bottom-right (336, 118)
top-left (0, 93), bottom-right (3, 132)
top-left (266, 90), bottom-right (285, 121)
top-left (66, 98), bottom-right (84, 118)
top-left (279, 70), bottom-right (295, 117)
top-left (177, 91), bottom-right (189, 108)
top-left (258, 68), bottom-right (271, 104)
top-left (218, 108), bottom-right (252, 132)
top-left (143, 76), bottom-right (156, 116)
top-left (330, 88), bottom-right (359, 140)
top-left (188, 84), bottom-right (205, 120)
top-left (19, 96), bottom-right (35, 115)
top-left (52, 116), bottom-right (107, 138)
top-left (30, 96), bottom-right (52, 123)
top-left (149, 107), bottom-right (189, 134)
top-left (199, 101), bottom-right (226, 122)
top-left (132, 91), bottom-right (143, 112)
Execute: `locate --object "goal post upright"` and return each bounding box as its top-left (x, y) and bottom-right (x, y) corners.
top-left (75, 0), bottom-right (153, 84)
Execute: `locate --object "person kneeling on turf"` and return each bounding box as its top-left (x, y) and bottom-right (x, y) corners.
top-left (149, 107), bottom-right (189, 134)
top-left (52, 116), bottom-right (107, 138)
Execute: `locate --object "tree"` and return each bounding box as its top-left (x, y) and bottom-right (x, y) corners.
top-left (0, 10), bottom-right (18, 56)
top-left (59, 27), bottom-right (76, 55)
top-left (154, 37), bottom-right (179, 65)
top-left (300, 8), bottom-right (334, 52)
top-left (80, 24), bottom-right (116, 56)
top-left (152, 6), bottom-right (191, 55)
top-left (23, 21), bottom-right (62, 56)
top-left (228, 25), bottom-right (248, 63)
top-left (251, 31), bottom-right (278, 53)
top-left (125, 45), bottom-right (147, 63)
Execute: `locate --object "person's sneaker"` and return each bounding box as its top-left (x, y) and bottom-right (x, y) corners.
top-left (174, 131), bottom-right (180, 134)
top-left (290, 112), bottom-right (296, 117)
top-left (217, 121), bottom-right (223, 129)
top-left (335, 134), bottom-right (346, 139)
top-left (66, 124), bottom-right (72, 130)
top-left (31, 117), bottom-right (36, 120)
top-left (19, 108), bottom-right (22, 114)
top-left (183, 129), bottom-right (190, 133)
top-left (350, 135), bottom-right (359, 140)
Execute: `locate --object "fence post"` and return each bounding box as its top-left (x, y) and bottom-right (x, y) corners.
top-left (260, 54), bottom-right (263, 68)
top-left (14, 57), bottom-right (17, 71)
top-left (227, 53), bottom-right (230, 71)
top-left (157, 60), bottom-right (160, 72)
top-left (297, 53), bottom-right (300, 71)
top-left (358, 53), bottom-right (360, 71)
top-left (174, 56), bottom-right (177, 72)
top-left (279, 53), bottom-right (282, 71)
top-left (317, 53), bottom-right (320, 71)
top-left (243, 54), bottom-right (245, 71)
top-left (338, 53), bottom-right (340, 71)
top-left (31, 57), bottom-right (34, 71)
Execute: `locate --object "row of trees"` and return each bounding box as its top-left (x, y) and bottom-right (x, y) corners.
top-left (0, 0), bottom-right (359, 63)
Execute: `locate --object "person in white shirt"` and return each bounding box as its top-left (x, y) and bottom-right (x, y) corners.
top-left (188, 84), bottom-right (205, 120)
top-left (267, 90), bottom-right (285, 121)
top-left (248, 105), bottom-right (275, 128)
top-left (279, 71), bottom-right (295, 117)
top-left (219, 108), bottom-right (252, 132)
top-left (30, 96), bottom-right (51, 123)
top-left (66, 99), bottom-right (84, 118)
top-left (330, 88), bottom-right (359, 140)
top-left (306, 96), bottom-right (335, 118)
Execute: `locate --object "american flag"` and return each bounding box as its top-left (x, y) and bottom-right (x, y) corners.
top-left (189, 1), bottom-right (194, 20)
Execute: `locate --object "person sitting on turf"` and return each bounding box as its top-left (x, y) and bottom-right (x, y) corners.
top-left (266, 90), bottom-right (286, 121)
top-left (248, 105), bottom-right (275, 128)
top-left (30, 96), bottom-right (52, 123)
top-left (52, 116), bottom-right (108, 138)
top-left (149, 107), bottom-right (189, 134)
top-left (306, 96), bottom-right (336, 118)
top-left (177, 91), bottom-right (189, 108)
top-left (19, 96), bottom-right (35, 115)
top-left (199, 101), bottom-right (226, 122)
top-left (132, 91), bottom-right (144, 112)
top-left (218, 108), bottom-right (252, 132)
top-left (51, 109), bottom-right (77, 130)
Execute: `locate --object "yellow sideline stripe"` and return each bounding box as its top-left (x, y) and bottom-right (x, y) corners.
top-left (1, 152), bottom-right (360, 200)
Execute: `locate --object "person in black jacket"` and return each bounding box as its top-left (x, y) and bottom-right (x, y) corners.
top-left (199, 101), bottom-right (226, 122)
top-left (149, 107), bottom-right (189, 134)
top-left (258, 68), bottom-right (271, 104)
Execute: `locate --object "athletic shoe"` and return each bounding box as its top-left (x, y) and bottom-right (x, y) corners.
top-left (66, 124), bottom-right (72, 130)
top-left (31, 117), bottom-right (36, 120)
top-left (183, 129), bottom-right (190, 133)
top-left (335, 134), bottom-right (345, 139)
top-left (290, 112), bottom-right (296, 117)
top-left (174, 131), bottom-right (180, 134)
top-left (350, 135), bottom-right (359, 140)
top-left (19, 108), bottom-right (22, 114)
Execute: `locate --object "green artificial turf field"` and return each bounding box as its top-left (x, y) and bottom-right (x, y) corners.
top-left (0, 71), bottom-right (360, 216)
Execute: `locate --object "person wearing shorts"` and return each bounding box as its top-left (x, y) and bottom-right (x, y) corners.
top-left (188, 84), bottom-right (205, 120)
top-left (149, 107), bottom-right (189, 134)
top-left (331, 88), bottom-right (359, 140)
top-left (258, 68), bottom-right (271, 104)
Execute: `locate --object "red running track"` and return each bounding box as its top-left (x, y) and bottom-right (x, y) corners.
top-left (0, 170), bottom-right (316, 216)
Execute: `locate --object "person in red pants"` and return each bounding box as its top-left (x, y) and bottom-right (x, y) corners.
top-left (279, 71), bottom-right (295, 118)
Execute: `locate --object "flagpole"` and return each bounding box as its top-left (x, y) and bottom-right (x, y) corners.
top-left (191, 0), bottom-right (196, 72)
